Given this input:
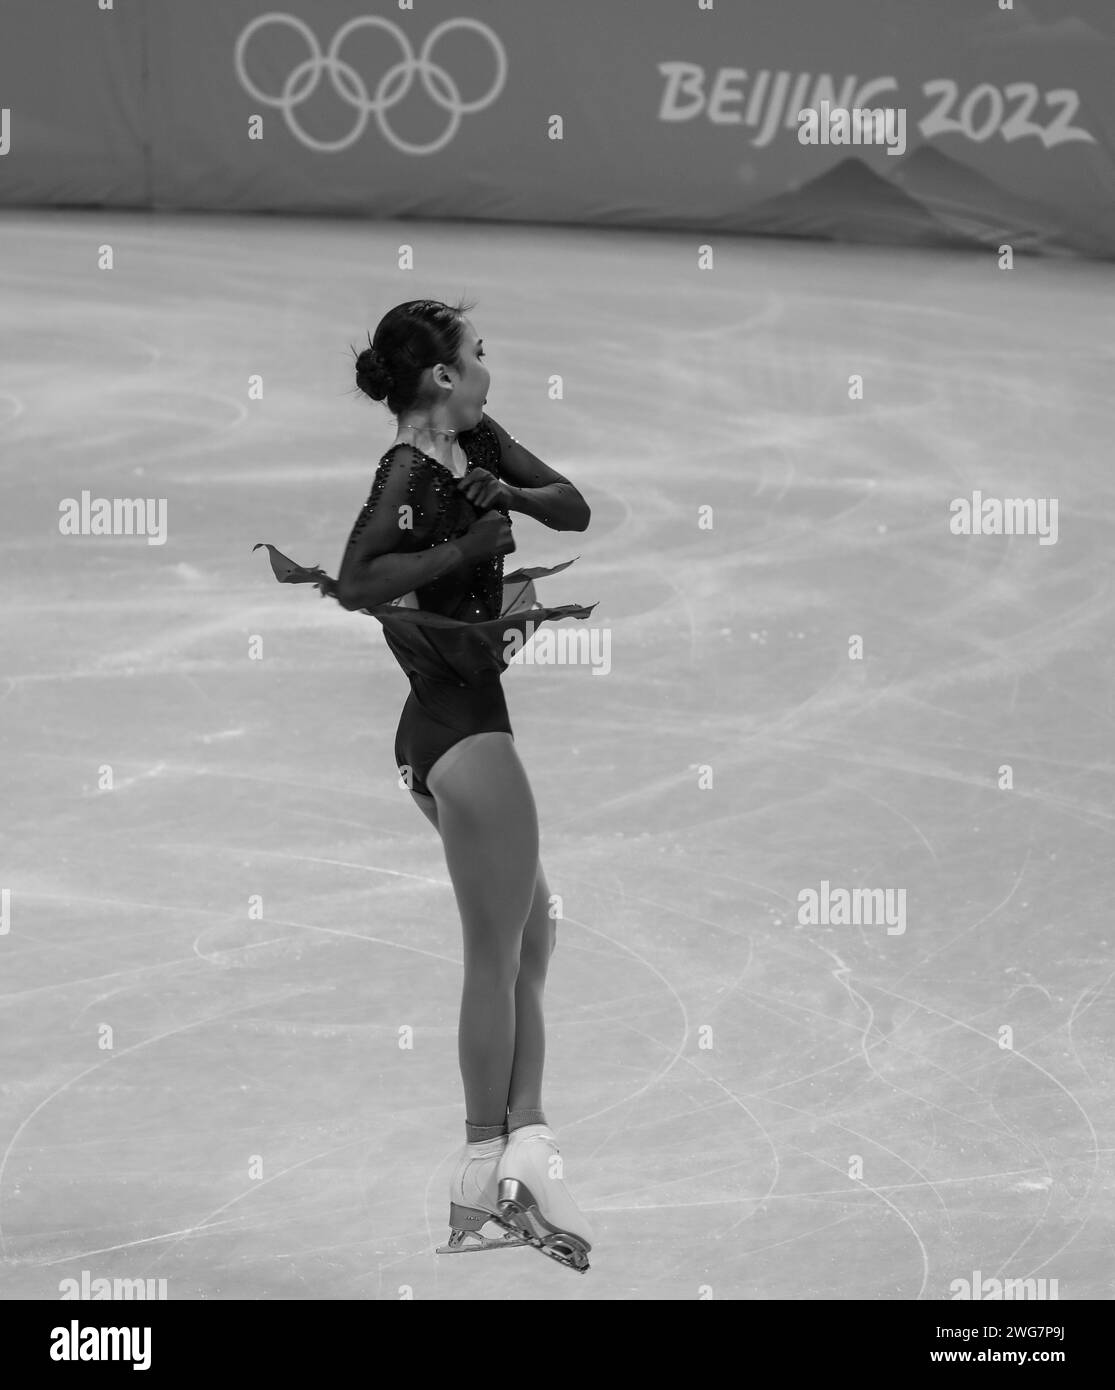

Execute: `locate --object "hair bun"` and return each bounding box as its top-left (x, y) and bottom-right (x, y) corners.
top-left (355, 346), bottom-right (392, 401)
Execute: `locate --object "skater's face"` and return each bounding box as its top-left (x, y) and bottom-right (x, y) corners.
top-left (448, 320), bottom-right (490, 426)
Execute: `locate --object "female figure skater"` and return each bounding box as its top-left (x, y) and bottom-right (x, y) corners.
top-left (255, 298), bottom-right (596, 1272)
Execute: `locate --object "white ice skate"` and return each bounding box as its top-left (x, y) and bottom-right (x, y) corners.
top-left (436, 1140), bottom-right (530, 1255)
top-left (496, 1124), bottom-right (594, 1273)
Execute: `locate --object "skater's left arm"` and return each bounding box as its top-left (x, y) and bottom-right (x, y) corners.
top-left (455, 413), bottom-right (590, 533)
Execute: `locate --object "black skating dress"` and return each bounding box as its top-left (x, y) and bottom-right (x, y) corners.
top-left (255, 413), bottom-right (595, 796)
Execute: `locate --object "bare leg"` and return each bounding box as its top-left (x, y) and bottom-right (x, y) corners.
top-left (410, 788), bottom-right (557, 1118)
top-left (409, 788), bottom-right (440, 831)
top-left (425, 733), bottom-right (540, 1128)
top-left (506, 862), bottom-right (557, 1113)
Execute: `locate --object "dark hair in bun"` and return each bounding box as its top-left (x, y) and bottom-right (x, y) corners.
top-left (352, 296), bottom-right (476, 416)
top-left (354, 346), bottom-right (393, 402)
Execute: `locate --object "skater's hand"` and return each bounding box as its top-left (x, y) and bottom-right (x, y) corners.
top-left (461, 509), bottom-right (516, 561)
top-left (456, 468), bottom-right (510, 512)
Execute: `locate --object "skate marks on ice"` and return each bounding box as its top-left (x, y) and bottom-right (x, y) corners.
top-left (1, 213), bottom-right (1112, 1297)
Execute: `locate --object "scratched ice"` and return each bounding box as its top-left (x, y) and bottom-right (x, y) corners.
top-left (0, 212), bottom-right (1111, 1301)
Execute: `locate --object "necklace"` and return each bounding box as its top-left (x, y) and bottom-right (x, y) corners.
top-left (398, 420), bottom-right (456, 440)
top-left (392, 426), bottom-right (468, 479)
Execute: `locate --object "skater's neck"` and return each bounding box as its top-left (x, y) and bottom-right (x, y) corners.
top-left (395, 411), bottom-right (459, 461)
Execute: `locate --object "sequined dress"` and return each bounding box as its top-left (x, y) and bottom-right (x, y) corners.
top-left (255, 413), bottom-right (595, 795)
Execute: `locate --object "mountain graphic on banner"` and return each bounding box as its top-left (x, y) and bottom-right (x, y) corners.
top-left (742, 148), bottom-right (1108, 258)
top-left (743, 156), bottom-right (976, 248)
top-left (888, 145), bottom-right (1091, 257)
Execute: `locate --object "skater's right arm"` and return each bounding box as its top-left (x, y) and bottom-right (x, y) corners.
top-left (336, 446), bottom-right (490, 611)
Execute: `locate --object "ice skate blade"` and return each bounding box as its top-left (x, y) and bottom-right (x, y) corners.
top-left (436, 1226), bottom-right (528, 1254)
top-left (497, 1178), bottom-right (592, 1273)
top-left (436, 1201), bottom-right (527, 1255)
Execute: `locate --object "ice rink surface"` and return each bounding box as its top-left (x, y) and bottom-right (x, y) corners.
top-left (1, 211), bottom-right (1112, 1300)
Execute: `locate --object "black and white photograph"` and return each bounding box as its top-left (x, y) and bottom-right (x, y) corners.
top-left (1, 0), bottom-right (1112, 1344)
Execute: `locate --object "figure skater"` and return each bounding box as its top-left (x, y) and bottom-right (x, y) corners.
top-left (255, 298), bottom-right (597, 1272)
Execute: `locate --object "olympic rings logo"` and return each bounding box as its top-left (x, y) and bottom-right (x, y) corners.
top-left (234, 12), bottom-right (507, 155)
